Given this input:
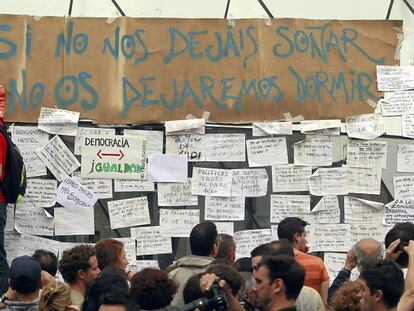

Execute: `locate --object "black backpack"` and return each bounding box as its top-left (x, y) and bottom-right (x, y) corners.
top-left (0, 124), bottom-right (26, 204)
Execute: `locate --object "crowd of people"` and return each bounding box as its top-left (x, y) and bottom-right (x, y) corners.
top-left (0, 217), bottom-right (414, 311)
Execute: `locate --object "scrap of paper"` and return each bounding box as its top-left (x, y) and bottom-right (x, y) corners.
top-left (294, 136), bottom-right (332, 167)
top-left (57, 177), bottom-right (98, 208)
top-left (107, 197), bottom-right (150, 229)
top-left (384, 199), bottom-right (414, 225)
top-left (205, 134), bottom-right (245, 162)
top-left (214, 222), bottom-right (234, 235)
top-left (347, 140), bottom-right (387, 169)
top-left (234, 229), bottom-right (272, 258)
top-left (347, 166), bottom-right (381, 195)
top-left (402, 115), bottom-right (414, 139)
top-left (14, 203), bottom-right (54, 236)
top-left (272, 165), bottom-right (311, 192)
top-left (23, 179), bottom-right (57, 207)
top-left (382, 90), bottom-right (414, 116)
top-left (158, 179), bottom-right (198, 206)
top-left (231, 168), bottom-right (268, 197)
top-left (131, 226), bottom-right (172, 256)
top-left (346, 114), bottom-right (385, 140)
top-left (36, 136), bottom-right (80, 181)
top-left (376, 65), bottom-right (414, 91)
top-left (394, 176), bottom-right (414, 199)
top-left (270, 195), bottom-right (311, 223)
top-left (54, 207), bottom-right (94, 236)
top-left (148, 154), bottom-right (187, 182)
top-left (300, 120), bottom-right (341, 136)
top-left (114, 179), bottom-right (154, 192)
top-left (159, 209), bottom-right (200, 237)
top-left (246, 137), bottom-right (288, 167)
top-left (72, 171), bottom-right (113, 199)
top-left (252, 121), bottom-right (293, 136)
top-left (308, 224), bottom-right (352, 252)
top-left (123, 129), bottom-right (163, 156)
top-left (191, 167), bottom-right (233, 197)
top-left (309, 168), bottom-right (348, 196)
top-left (205, 196), bottom-right (245, 221)
top-left (310, 196), bottom-right (340, 224)
top-left (38, 107), bottom-right (80, 136)
top-left (166, 134), bottom-right (206, 162)
top-left (344, 196), bottom-right (385, 223)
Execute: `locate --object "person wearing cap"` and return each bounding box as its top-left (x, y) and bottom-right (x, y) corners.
top-left (1, 255), bottom-right (41, 311)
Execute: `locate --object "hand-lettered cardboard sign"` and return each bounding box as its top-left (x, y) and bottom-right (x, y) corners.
top-left (0, 16), bottom-right (400, 124)
top-left (81, 134), bottom-right (147, 179)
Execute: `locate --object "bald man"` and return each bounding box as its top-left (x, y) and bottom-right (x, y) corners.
top-left (328, 238), bottom-right (383, 302)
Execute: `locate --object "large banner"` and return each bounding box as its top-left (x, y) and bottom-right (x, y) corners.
top-left (0, 15), bottom-right (400, 124)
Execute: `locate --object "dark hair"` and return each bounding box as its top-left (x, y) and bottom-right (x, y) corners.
top-left (384, 222), bottom-right (414, 267)
top-left (277, 217), bottom-right (307, 243)
top-left (250, 243), bottom-right (270, 258)
top-left (261, 254), bottom-right (305, 300)
top-left (206, 263), bottom-right (245, 296)
top-left (266, 239), bottom-right (294, 257)
top-left (359, 260), bottom-right (404, 309)
top-left (33, 249), bottom-right (58, 277)
top-left (216, 234), bottom-right (235, 262)
top-left (190, 222), bottom-right (218, 256)
top-left (130, 268), bottom-right (178, 310)
top-left (183, 273), bottom-right (204, 304)
top-left (83, 267), bottom-right (136, 311)
top-left (95, 239), bottom-right (124, 270)
top-left (234, 257), bottom-right (252, 273)
top-left (59, 245), bottom-right (96, 284)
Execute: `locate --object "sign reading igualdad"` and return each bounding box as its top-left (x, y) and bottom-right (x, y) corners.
top-left (81, 134), bottom-right (147, 180)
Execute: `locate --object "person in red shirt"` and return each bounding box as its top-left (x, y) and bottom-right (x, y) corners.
top-left (277, 217), bottom-right (329, 308)
top-left (0, 118), bottom-right (9, 295)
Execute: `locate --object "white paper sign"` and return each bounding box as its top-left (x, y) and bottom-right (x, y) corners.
top-left (36, 136), bottom-right (81, 181)
top-left (346, 114), bottom-right (385, 140)
top-left (270, 195), bottom-right (311, 223)
top-left (382, 90), bottom-right (414, 116)
top-left (191, 168), bottom-right (233, 197)
top-left (376, 65), bottom-right (414, 91)
top-left (54, 207), bottom-right (94, 236)
top-left (81, 134), bottom-right (147, 180)
top-left (74, 128), bottom-right (116, 155)
top-left (128, 260), bottom-right (160, 272)
top-left (324, 253), bottom-right (359, 285)
top-left (107, 197), bottom-right (150, 229)
top-left (158, 179), bottom-right (198, 206)
top-left (309, 168), bottom-right (348, 196)
top-left (308, 224), bottom-right (352, 252)
top-left (114, 179), bottom-right (155, 192)
top-left (38, 107), bottom-right (80, 136)
top-left (11, 126), bottom-right (49, 177)
top-left (23, 179), bottom-right (57, 207)
top-left (159, 209), bottom-right (200, 237)
top-left (205, 196), bottom-right (245, 221)
top-left (347, 141), bottom-right (387, 169)
top-left (384, 199), bottom-right (414, 225)
top-left (344, 196), bottom-right (385, 223)
top-left (206, 134), bottom-right (245, 162)
top-left (271, 224), bottom-right (279, 239)
top-left (234, 229), bottom-right (272, 258)
top-left (397, 144), bottom-right (414, 172)
top-left (246, 137), bottom-right (288, 167)
top-left (214, 222), bottom-right (234, 235)
top-left (347, 167), bottom-right (382, 195)
top-left (148, 154), bottom-right (187, 182)
top-left (294, 136), bottom-right (332, 167)
top-left (14, 203), bottom-right (54, 236)
top-left (131, 226), bottom-right (172, 256)
top-left (72, 172), bottom-right (113, 199)
top-left (57, 177), bottom-right (98, 208)
top-left (300, 120), bottom-right (341, 136)
top-left (272, 165), bottom-right (311, 192)
top-left (394, 176), bottom-right (414, 199)
top-left (231, 169), bottom-right (268, 197)
top-left (123, 129), bottom-right (163, 156)
top-left (166, 134), bottom-right (206, 162)
top-left (402, 115), bottom-right (414, 139)
top-left (252, 121), bottom-right (293, 136)
top-left (310, 196), bottom-right (340, 224)
top-left (350, 223), bottom-right (390, 245)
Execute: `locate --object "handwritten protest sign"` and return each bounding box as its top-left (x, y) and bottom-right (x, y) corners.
top-left (205, 196), bottom-right (245, 221)
top-left (107, 197), bottom-right (150, 229)
top-left (131, 226), bottom-right (172, 256)
top-left (1, 17), bottom-right (399, 124)
top-left (81, 134), bottom-right (146, 180)
top-left (234, 229), bottom-right (272, 258)
top-left (56, 177), bottom-right (98, 208)
top-left (159, 209), bottom-right (200, 237)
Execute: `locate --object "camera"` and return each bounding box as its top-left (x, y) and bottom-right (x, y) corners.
top-left (176, 282), bottom-right (228, 311)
